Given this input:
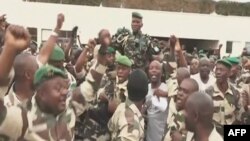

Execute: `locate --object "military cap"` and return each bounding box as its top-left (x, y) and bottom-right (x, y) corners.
top-left (216, 59), bottom-right (232, 69)
top-left (132, 12), bottom-right (143, 19)
top-left (116, 55), bottom-right (132, 67)
top-left (127, 69), bottom-right (148, 101)
top-left (106, 47), bottom-right (115, 54)
top-left (33, 65), bottom-right (67, 86)
top-left (49, 45), bottom-right (65, 61)
top-left (227, 57), bottom-right (240, 65)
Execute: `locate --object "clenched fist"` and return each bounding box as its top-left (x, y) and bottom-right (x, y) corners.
top-left (55, 13), bottom-right (65, 31)
top-left (4, 24), bottom-right (30, 52)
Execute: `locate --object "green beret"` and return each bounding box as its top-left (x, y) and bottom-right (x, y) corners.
top-left (106, 47), bottom-right (115, 54)
top-left (227, 57), bottom-right (240, 65)
top-left (33, 65), bottom-right (67, 87)
top-left (216, 59), bottom-right (232, 69)
top-left (116, 55), bottom-right (132, 67)
top-left (49, 45), bottom-right (65, 61)
top-left (132, 12), bottom-right (143, 19)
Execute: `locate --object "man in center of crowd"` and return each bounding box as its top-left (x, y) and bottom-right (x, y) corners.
top-left (108, 69), bottom-right (148, 141)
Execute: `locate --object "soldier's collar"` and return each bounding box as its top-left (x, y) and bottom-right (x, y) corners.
top-left (214, 82), bottom-right (233, 97)
top-left (133, 31), bottom-right (142, 36)
top-left (116, 76), bottom-right (128, 86)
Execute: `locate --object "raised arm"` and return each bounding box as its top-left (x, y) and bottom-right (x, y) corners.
top-left (75, 39), bottom-right (95, 73)
top-left (37, 13), bottom-right (64, 65)
top-left (71, 37), bottom-right (110, 115)
top-left (0, 25), bottom-right (30, 86)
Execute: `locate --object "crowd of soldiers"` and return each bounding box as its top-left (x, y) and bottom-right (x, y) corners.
top-left (0, 11), bottom-right (250, 141)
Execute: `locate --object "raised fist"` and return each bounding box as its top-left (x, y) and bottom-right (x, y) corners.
top-left (4, 24), bottom-right (31, 52)
top-left (56, 13), bottom-right (65, 30)
top-left (170, 35), bottom-right (177, 48)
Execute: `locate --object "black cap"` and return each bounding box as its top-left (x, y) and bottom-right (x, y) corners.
top-left (127, 69), bottom-right (148, 102)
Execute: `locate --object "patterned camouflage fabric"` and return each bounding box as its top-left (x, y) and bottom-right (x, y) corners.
top-left (205, 83), bottom-right (244, 135)
top-left (75, 72), bottom-right (128, 141)
top-left (108, 99), bottom-right (145, 141)
top-left (0, 62), bottom-right (106, 141)
top-left (162, 110), bottom-right (187, 141)
top-left (4, 84), bottom-right (28, 108)
top-left (112, 28), bottom-right (160, 70)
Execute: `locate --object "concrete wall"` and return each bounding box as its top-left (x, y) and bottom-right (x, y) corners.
top-left (0, 0), bottom-right (249, 57)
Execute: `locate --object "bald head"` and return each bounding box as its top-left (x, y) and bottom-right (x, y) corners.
top-left (14, 53), bottom-right (38, 81)
top-left (182, 78), bottom-right (199, 92)
top-left (186, 91), bottom-right (214, 126)
top-left (177, 67), bottom-right (190, 85)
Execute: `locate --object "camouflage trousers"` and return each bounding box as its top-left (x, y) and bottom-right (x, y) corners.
top-left (75, 113), bottom-right (111, 141)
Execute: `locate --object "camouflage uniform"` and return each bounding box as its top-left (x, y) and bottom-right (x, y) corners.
top-left (4, 84), bottom-right (28, 108)
top-left (205, 83), bottom-right (244, 135)
top-left (75, 74), bottom-right (128, 141)
top-left (162, 110), bottom-right (187, 141)
top-left (108, 99), bottom-right (145, 141)
top-left (112, 29), bottom-right (159, 70)
top-left (0, 62), bottom-right (106, 141)
top-left (162, 73), bottom-right (185, 141)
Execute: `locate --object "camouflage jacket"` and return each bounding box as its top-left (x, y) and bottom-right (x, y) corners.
top-left (205, 83), bottom-right (245, 135)
top-left (162, 110), bottom-right (187, 141)
top-left (74, 74), bottom-right (128, 141)
top-left (108, 99), bottom-right (145, 141)
top-left (0, 62), bottom-right (106, 141)
top-left (112, 28), bottom-right (160, 70)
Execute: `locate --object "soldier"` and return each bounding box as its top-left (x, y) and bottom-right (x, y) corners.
top-left (162, 78), bottom-right (199, 141)
top-left (0, 46), bottom-right (108, 140)
top-left (205, 59), bottom-right (245, 136)
top-left (183, 92), bottom-right (223, 141)
top-left (0, 24), bottom-right (30, 96)
top-left (227, 57), bottom-right (242, 88)
top-left (112, 12), bottom-right (160, 70)
top-left (0, 12), bottom-right (64, 95)
top-left (108, 69), bottom-right (148, 141)
top-left (47, 45), bottom-right (77, 90)
top-left (75, 55), bottom-right (132, 141)
top-left (4, 53), bottom-right (38, 107)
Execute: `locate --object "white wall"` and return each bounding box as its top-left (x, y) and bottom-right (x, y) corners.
top-left (0, 0), bottom-right (249, 57)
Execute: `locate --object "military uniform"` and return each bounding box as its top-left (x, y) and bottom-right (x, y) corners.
top-left (111, 12), bottom-right (160, 70)
top-left (0, 62), bottom-right (107, 140)
top-left (37, 45), bottom-right (77, 91)
top-left (108, 99), bottom-right (145, 141)
top-left (4, 84), bottom-right (28, 108)
top-left (74, 55), bottom-right (131, 141)
top-left (205, 83), bottom-right (244, 135)
top-left (162, 110), bottom-right (187, 141)
top-left (185, 126), bottom-right (223, 141)
top-left (162, 73), bottom-right (182, 141)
